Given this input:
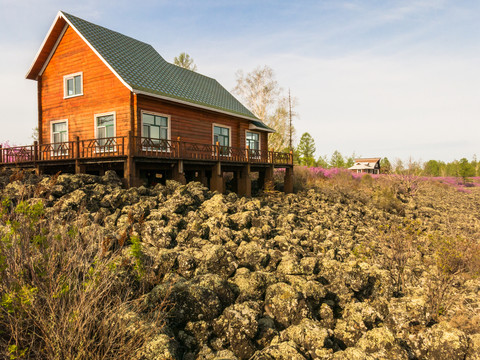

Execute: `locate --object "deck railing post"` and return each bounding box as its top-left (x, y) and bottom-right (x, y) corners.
top-left (246, 145), bottom-right (250, 163)
top-left (216, 141), bottom-right (220, 161)
top-left (177, 136), bottom-right (181, 158)
top-left (75, 136), bottom-right (80, 159)
top-left (0, 145), bottom-right (3, 164)
top-left (34, 141), bottom-right (38, 162)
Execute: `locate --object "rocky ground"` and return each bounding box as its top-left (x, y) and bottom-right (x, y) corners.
top-left (0, 169), bottom-right (479, 359)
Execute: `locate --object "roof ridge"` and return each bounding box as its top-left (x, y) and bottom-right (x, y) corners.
top-left (60, 11), bottom-right (152, 48)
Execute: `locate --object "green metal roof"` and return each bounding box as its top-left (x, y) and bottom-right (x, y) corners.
top-left (61, 11), bottom-right (268, 124)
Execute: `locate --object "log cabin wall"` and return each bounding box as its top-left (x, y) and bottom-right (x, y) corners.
top-left (136, 94), bottom-right (269, 150)
top-left (40, 25), bottom-right (131, 145)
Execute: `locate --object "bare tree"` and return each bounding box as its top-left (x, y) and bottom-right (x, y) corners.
top-left (233, 66), bottom-right (297, 151)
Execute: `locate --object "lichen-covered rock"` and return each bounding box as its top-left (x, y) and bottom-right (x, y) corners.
top-left (466, 334), bottom-right (480, 360)
top-left (235, 241), bottom-right (270, 270)
top-left (213, 301), bottom-right (261, 359)
top-left (331, 347), bottom-right (375, 360)
top-left (356, 327), bottom-right (407, 359)
top-left (334, 302), bottom-right (383, 347)
top-left (415, 321), bottom-right (469, 360)
top-left (250, 341), bottom-right (307, 360)
top-left (1, 170), bottom-right (479, 359)
top-left (278, 318), bottom-right (332, 359)
top-left (140, 333), bottom-right (179, 360)
top-left (264, 282), bottom-right (311, 328)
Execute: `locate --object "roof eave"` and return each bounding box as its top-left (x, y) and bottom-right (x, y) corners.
top-left (249, 123), bottom-right (275, 133)
top-left (26, 11), bottom-right (65, 80)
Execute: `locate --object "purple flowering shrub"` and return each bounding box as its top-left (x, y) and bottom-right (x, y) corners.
top-left (284, 166), bottom-right (479, 194)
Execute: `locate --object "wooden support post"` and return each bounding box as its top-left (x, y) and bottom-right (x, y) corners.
top-left (209, 162), bottom-right (223, 193)
top-left (33, 141), bottom-right (40, 175)
top-left (124, 130), bottom-right (136, 188)
top-left (74, 136), bottom-right (82, 174)
top-left (265, 165), bottom-right (274, 183)
top-left (177, 136), bottom-right (182, 158)
top-left (198, 169), bottom-right (208, 187)
top-left (0, 144), bottom-right (3, 164)
top-left (237, 164), bottom-right (251, 197)
top-left (172, 160), bottom-right (186, 184)
top-left (284, 166), bottom-right (294, 194)
top-left (33, 141), bottom-right (38, 161)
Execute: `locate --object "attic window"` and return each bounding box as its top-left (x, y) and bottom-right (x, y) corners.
top-left (64, 72), bottom-right (83, 98)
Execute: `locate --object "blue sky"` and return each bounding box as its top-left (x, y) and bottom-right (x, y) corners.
top-left (1, 0), bottom-right (479, 162)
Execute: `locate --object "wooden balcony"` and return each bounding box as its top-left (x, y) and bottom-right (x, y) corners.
top-left (0, 135), bottom-right (293, 167)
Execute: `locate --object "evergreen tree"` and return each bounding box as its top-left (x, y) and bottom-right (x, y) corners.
top-left (316, 155), bottom-right (329, 168)
top-left (423, 160), bottom-right (440, 176)
top-left (297, 133), bottom-right (316, 167)
top-left (330, 150), bottom-right (345, 168)
top-left (380, 157), bottom-right (392, 174)
top-left (345, 152), bottom-right (356, 168)
top-left (458, 158), bottom-right (475, 182)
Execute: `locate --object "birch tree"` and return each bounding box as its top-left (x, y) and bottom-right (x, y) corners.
top-left (233, 66), bottom-right (296, 151)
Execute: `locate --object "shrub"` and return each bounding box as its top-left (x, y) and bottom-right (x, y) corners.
top-left (374, 219), bottom-right (423, 296)
top-left (0, 197), bottom-right (167, 359)
top-left (425, 231), bottom-right (480, 323)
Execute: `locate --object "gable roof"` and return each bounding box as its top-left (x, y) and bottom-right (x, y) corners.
top-left (354, 158), bottom-right (381, 164)
top-left (26, 11), bottom-right (274, 131)
top-left (349, 158), bottom-right (381, 170)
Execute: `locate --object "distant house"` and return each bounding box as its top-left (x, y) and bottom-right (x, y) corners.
top-left (0, 11), bottom-right (293, 195)
top-left (349, 158), bottom-right (381, 174)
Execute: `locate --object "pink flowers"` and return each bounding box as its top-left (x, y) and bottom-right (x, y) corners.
top-left (289, 166), bottom-right (479, 193)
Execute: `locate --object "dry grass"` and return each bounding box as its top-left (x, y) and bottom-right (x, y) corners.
top-left (0, 196), bottom-right (168, 359)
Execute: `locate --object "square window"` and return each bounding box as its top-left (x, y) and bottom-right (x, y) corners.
top-left (64, 73), bottom-right (83, 98)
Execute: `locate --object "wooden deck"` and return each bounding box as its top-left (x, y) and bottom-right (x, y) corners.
top-left (0, 135), bottom-right (293, 167)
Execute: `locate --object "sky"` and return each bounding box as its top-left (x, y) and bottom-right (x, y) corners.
top-left (0, 0), bottom-right (479, 163)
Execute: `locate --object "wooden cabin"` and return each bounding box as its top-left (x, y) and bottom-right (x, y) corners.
top-left (348, 158), bottom-right (381, 174)
top-left (0, 11), bottom-right (293, 195)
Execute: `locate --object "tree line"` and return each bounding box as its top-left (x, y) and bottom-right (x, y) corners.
top-left (173, 55), bottom-right (478, 179)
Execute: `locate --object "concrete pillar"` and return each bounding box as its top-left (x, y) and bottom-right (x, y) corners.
top-left (284, 166), bottom-right (294, 194)
top-left (209, 162), bottom-right (223, 193)
top-left (172, 160), bottom-right (186, 184)
top-left (237, 164), bottom-right (251, 197)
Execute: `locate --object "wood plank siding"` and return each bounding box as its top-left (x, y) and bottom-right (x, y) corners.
top-left (137, 95), bottom-right (269, 152)
top-left (40, 26), bottom-right (131, 145)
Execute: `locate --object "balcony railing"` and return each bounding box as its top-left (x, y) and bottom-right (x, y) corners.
top-left (0, 135), bottom-right (293, 166)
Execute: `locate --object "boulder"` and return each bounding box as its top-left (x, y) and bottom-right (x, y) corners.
top-left (264, 282), bottom-right (311, 328)
top-left (213, 301), bottom-right (261, 359)
top-left (279, 318), bottom-right (331, 359)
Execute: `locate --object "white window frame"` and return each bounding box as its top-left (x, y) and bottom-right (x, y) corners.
top-left (141, 110), bottom-right (171, 152)
top-left (63, 72), bottom-right (83, 99)
top-left (94, 111), bottom-right (116, 153)
top-left (245, 130), bottom-right (261, 149)
top-left (50, 119), bottom-right (69, 156)
top-left (213, 123), bottom-right (232, 156)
